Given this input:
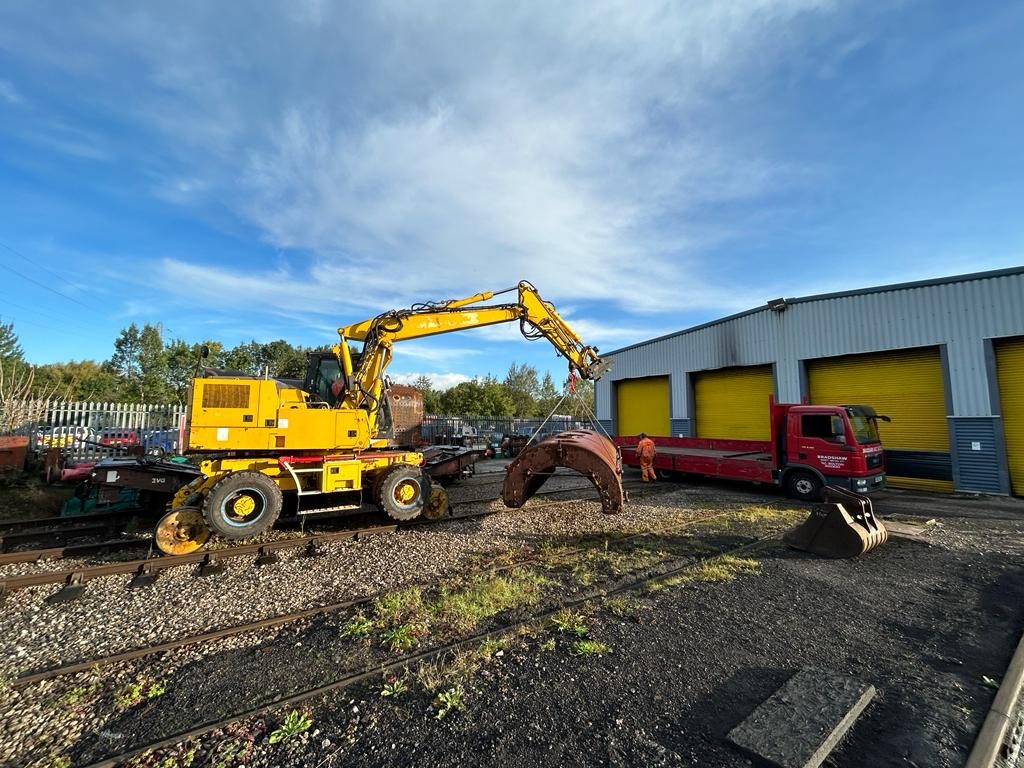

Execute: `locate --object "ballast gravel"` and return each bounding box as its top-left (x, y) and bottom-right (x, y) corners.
top-left (0, 472), bottom-right (778, 767)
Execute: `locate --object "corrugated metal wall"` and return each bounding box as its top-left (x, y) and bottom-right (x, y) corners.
top-left (596, 269), bottom-right (1024, 495)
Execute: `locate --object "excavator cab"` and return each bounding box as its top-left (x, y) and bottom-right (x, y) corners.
top-left (303, 352), bottom-right (345, 406)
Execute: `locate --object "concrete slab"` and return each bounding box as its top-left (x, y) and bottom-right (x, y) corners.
top-left (727, 669), bottom-right (876, 768)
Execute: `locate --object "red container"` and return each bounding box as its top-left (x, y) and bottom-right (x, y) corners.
top-left (0, 435), bottom-right (29, 473)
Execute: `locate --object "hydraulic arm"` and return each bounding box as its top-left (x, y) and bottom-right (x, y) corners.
top-left (333, 281), bottom-right (611, 435)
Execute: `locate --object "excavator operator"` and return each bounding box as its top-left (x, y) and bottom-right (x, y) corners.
top-left (637, 432), bottom-right (657, 482)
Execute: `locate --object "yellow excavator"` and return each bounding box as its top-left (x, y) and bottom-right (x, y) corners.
top-left (156, 281), bottom-right (611, 554)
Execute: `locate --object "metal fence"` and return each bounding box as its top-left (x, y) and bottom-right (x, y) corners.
top-left (420, 415), bottom-right (593, 447)
top-left (1, 400), bottom-right (187, 463)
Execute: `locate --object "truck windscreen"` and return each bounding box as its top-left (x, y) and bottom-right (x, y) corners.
top-left (846, 408), bottom-right (881, 444)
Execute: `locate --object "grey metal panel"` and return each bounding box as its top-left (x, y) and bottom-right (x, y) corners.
top-left (949, 418), bottom-right (1008, 494)
top-left (597, 419), bottom-right (613, 436)
top-left (669, 419), bottom-right (692, 437)
top-left (600, 270), bottom-right (1024, 420)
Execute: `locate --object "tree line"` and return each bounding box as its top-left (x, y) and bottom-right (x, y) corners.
top-left (0, 321), bottom-right (594, 417)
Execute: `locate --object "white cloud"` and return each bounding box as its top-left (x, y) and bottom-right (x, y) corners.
top-left (390, 371), bottom-right (470, 391)
top-left (2, 1), bottom-right (860, 326)
top-left (0, 78), bottom-right (20, 104)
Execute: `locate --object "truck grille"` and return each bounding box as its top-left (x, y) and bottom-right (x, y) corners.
top-left (866, 453), bottom-right (883, 470)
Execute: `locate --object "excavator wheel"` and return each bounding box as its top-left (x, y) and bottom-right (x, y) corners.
top-left (203, 471), bottom-right (283, 539)
top-left (155, 507), bottom-right (210, 555)
top-left (374, 463), bottom-right (428, 522)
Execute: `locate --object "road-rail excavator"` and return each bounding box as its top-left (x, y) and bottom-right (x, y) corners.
top-left (149, 281), bottom-right (613, 554)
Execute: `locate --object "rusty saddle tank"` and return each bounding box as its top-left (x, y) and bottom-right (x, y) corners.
top-left (783, 485), bottom-right (888, 558)
top-left (502, 430), bottom-right (625, 514)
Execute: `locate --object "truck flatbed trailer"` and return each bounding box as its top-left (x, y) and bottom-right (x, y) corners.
top-left (615, 399), bottom-right (889, 500)
top-left (620, 437), bottom-right (777, 483)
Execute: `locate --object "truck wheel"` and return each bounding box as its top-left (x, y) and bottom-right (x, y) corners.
top-left (203, 471), bottom-right (282, 539)
top-left (374, 464), bottom-right (427, 521)
top-left (785, 470), bottom-right (823, 502)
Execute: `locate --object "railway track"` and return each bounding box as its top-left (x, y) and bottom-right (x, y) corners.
top-left (10, 489), bottom-right (715, 689)
top-left (0, 479), bottom-right (657, 602)
top-left (74, 521), bottom-right (780, 768)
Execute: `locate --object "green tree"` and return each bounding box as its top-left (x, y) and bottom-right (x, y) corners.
top-left (503, 361), bottom-right (539, 417)
top-left (32, 360), bottom-right (121, 401)
top-left (565, 378), bottom-right (595, 419)
top-left (440, 376), bottom-right (513, 417)
top-left (535, 371), bottom-right (561, 416)
top-left (223, 340), bottom-right (263, 375)
top-left (261, 339), bottom-right (307, 379)
top-left (166, 339), bottom-right (225, 404)
top-left (108, 323), bottom-right (170, 402)
top-left (0, 321), bottom-right (24, 364)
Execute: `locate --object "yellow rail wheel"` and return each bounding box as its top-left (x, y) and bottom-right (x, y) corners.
top-left (423, 485), bottom-right (451, 521)
top-left (155, 507), bottom-right (210, 555)
top-left (374, 463), bottom-right (427, 521)
top-left (203, 471), bottom-right (283, 539)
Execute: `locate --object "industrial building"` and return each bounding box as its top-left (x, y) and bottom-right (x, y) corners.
top-left (596, 266), bottom-right (1024, 496)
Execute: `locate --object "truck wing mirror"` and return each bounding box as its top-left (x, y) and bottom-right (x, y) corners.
top-left (878, 415), bottom-right (891, 422)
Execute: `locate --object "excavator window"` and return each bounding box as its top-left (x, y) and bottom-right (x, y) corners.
top-left (307, 356), bottom-right (344, 407)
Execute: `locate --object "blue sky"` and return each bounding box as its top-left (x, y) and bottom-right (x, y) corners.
top-left (1, 1), bottom-right (1022, 390)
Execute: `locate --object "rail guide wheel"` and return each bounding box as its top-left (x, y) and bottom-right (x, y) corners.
top-left (423, 485), bottom-right (451, 521)
top-left (155, 507), bottom-right (210, 555)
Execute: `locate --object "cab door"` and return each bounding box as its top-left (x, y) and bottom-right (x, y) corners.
top-left (789, 410), bottom-right (852, 475)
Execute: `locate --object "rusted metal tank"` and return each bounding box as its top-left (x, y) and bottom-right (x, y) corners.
top-left (388, 385), bottom-right (424, 447)
top-left (501, 430), bottom-right (625, 514)
top-left (0, 435), bottom-right (29, 474)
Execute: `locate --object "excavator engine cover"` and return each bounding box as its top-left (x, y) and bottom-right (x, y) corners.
top-left (502, 430), bottom-right (625, 514)
top-left (783, 485), bottom-right (888, 558)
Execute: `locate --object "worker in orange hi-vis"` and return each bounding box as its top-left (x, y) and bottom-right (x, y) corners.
top-left (636, 432), bottom-right (657, 482)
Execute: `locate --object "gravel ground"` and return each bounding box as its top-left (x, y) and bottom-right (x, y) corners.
top-left (6, 472), bottom-right (1019, 768)
top-left (0, 473), bottom-right (773, 766)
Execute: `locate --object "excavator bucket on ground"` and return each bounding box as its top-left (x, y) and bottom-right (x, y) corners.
top-left (783, 486), bottom-right (888, 558)
top-left (502, 430), bottom-right (625, 514)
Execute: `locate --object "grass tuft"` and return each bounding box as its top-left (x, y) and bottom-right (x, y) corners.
top-left (572, 639), bottom-right (611, 656)
top-left (268, 709), bottom-right (312, 744)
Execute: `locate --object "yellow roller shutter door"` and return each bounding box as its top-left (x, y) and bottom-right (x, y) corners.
top-left (807, 347), bottom-right (952, 492)
top-left (616, 376), bottom-right (670, 436)
top-left (996, 338), bottom-right (1024, 496)
top-left (693, 366), bottom-right (774, 440)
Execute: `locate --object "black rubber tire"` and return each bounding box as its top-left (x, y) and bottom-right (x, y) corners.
top-left (785, 470), bottom-right (824, 502)
top-left (374, 464), bottom-right (428, 521)
top-left (203, 471), bottom-right (283, 539)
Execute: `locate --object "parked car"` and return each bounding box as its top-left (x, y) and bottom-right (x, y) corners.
top-left (99, 428), bottom-right (141, 448)
top-left (140, 428), bottom-right (180, 455)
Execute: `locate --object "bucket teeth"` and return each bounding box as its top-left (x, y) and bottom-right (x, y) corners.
top-left (783, 486), bottom-right (887, 558)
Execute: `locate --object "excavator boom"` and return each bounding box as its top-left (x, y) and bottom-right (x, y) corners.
top-left (335, 281), bottom-right (610, 432)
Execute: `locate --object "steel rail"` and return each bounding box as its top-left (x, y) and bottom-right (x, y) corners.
top-left (0, 526), bottom-right (398, 599)
top-left (0, 478), bottom-right (649, 570)
top-left (12, 485), bottom-right (702, 688)
top-left (81, 527), bottom-right (779, 768)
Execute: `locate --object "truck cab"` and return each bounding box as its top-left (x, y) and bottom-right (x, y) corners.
top-left (774, 403), bottom-right (887, 497)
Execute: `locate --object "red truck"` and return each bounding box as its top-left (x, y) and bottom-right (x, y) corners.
top-left (616, 398), bottom-right (888, 501)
